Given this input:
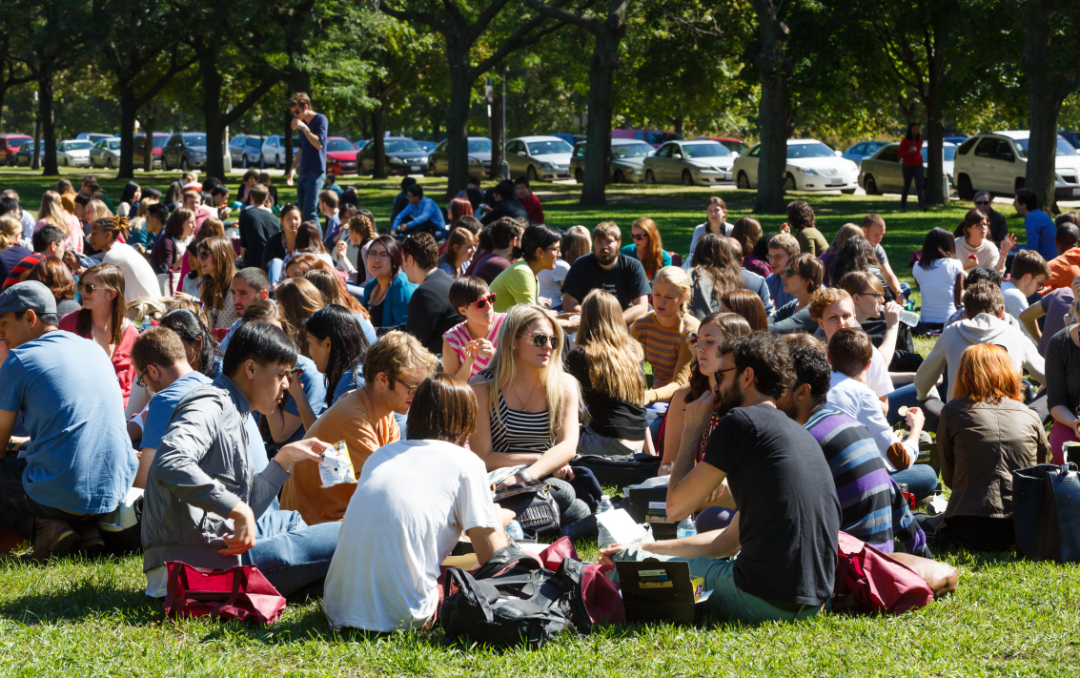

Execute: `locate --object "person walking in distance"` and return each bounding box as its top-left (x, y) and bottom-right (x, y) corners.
top-left (898, 123), bottom-right (926, 213)
top-left (285, 93), bottom-right (328, 224)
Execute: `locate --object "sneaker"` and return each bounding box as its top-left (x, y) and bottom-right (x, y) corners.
top-left (22, 518), bottom-right (77, 563)
top-left (77, 523), bottom-right (106, 557)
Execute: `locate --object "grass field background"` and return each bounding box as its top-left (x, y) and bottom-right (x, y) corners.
top-left (2, 167), bottom-right (1078, 677)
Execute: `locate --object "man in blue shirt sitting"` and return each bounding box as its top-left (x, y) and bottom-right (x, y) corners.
top-left (1014, 188), bottom-right (1056, 261)
top-left (391, 184), bottom-right (446, 240)
top-left (0, 281), bottom-right (137, 561)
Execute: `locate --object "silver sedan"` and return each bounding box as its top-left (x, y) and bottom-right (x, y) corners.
top-left (89, 138), bottom-right (122, 169)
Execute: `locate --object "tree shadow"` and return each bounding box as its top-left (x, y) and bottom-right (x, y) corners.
top-left (0, 577), bottom-right (164, 627)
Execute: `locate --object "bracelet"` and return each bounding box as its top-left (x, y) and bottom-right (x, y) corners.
top-left (516, 469), bottom-right (532, 484)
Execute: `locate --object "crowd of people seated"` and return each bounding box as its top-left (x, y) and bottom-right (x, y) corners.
top-left (0, 104), bottom-right (1063, 632)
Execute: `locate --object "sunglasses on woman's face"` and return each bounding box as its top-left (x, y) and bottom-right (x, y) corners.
top-left (471, 293), bottom-right (497, 310)
top-left (632, 233), bottom-right (647, 242)
top-left (197, 250), bottom-right (211, 260)
top-left (975, 200), bottom-right (990, 206)
top-left (78, 282), bottom-right (102, 294)
top-left (525, 333), bottom-right (559, 350)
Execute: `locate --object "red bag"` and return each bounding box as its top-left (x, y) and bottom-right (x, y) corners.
top-left (538, 537), bottom-right (625, 626)
top-left (832, 532), bottom-right (934, 615)
top-left (164, 561), bottom-right (287, 625)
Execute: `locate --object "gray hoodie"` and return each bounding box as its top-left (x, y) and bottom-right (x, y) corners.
top-left (141, 374), bottom-right (290, 573)
top-left (914, 312), bottom-right (1045, 402)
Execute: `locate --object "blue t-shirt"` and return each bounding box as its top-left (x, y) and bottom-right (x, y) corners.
top-left (1021, 209), bottom-right (1057, 261)
top-left (140, 371), bottom-right (214, 450)
top-left (354, 313), bottom-right (377, 345)
top-left (331, 364), bottom-right (367, 405)
top-left (219, 318), bottom-right (243, 354)
top-left (281, 354), bottom-right (327, 443)
top-left (0, 331), bottom-right (136, 513)
top-left (298, 113), bottom-right (328, 176)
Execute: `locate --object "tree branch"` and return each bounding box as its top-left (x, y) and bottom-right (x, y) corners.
top-left (522, 0), bottom-right (599, 33)
top-left (379, 0), bottom-right (442, 31)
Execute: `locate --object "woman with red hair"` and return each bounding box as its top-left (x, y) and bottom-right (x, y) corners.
top-left (620, 217), bottom-right (671, 282)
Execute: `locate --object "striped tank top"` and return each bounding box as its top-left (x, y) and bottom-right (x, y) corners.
top-left (490, 390), bottom-right (554, 454)
top-left (443, 313), bottom-right (506, 379)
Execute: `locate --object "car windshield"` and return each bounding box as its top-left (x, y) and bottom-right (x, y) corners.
top-left (613, 143), bottom-right (654, 159)
top-left (684, 143), bottom-right (731, 159)
top-left (67, 141), bottom-right (92, 150)
top-left (920, 146), bottom-right (958, 162)
top-left (787, 142), bottom-right (837, 159)
top-left (326, 139), bottom-right (354, 152)
top-left (385, 139), bottom-right (421, 153)
top-left (468, 139), bottom-right (493, 153)
top-left (108, 141), bottom-right (120, 150)
top-left (11, 139), bottom-right (32, 148)
top-left (1012, 136), bottom-right (1077, 159)
top-left (645, 132), bottom-right (683, 145)
top-left (182, 134), bottom-right (207, 146)
top-left (527, 140), bottom-right (574, 155)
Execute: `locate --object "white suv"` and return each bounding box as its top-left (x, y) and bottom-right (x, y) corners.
top-left (953, 131), bottom-right (1080, 200)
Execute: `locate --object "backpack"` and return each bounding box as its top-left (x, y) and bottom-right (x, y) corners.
top-left (572, 453), bottom-right (662, 488)
top-left (832, 531), bottom-right (934, 615)
top-left (494, 483), bottom-right (561, 540)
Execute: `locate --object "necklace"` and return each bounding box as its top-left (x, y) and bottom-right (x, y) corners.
top-left (510, 378), bottom-right (540, 411)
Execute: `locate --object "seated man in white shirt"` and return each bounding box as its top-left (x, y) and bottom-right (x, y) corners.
top-left (809, 288), bottom-right (893, 414)
top-left (1001, 250), bottom-right (1050, 343)
top-left (825, 327), bottom-right (937, 501)
top-left (322, 373), bottom-right (514, 633)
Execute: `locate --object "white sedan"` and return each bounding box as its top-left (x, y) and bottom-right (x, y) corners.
top-left (57, 139), bottom-right (93, 168)
top-left (733, 139), bottom-right (860, 193)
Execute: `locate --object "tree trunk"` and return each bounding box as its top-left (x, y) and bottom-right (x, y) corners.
top-left (445, 42), bottom-right (473, 199)
top-left (142, 103), bottom-right (157, 173)
top-left (753, 0), bottom-right (790, 215)
top-left (581, 28), bottom-right (621, 206)
top-left (490, 73), bottom-right (504, 181)
top-left (371, 97), bottom-right (386, 179)
top-left (199, 54), bottom-right (227, 178)
top-left (1024, 0), bottom-right (1063, 213)
top-left (39, 65), bottom-right (58, 176)
top-left (923, 98), bottom-right (946, 205)
top-left (118, 80), bottom-right (138, 178)
top-left (671, 112), bottom-right (684, 138)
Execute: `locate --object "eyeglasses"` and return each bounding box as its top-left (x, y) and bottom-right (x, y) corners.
top-left (397, 379), bottom-right (422, 395)
top-left (713, 366), bottom-right (738, 380)
top-left (197, 250), bottom-right (211, 260)
top-left (856, 291), bottom-right (885, 300)
top-left (975, 200), bottom-right (990, 205)
top-left (783, 268), bottom-right (800, 278)
top-left (78, 282), bottom-right (104, 294)
top-left (471, 293), bottom-right (497, 310)
top-left (367, 250), bottom-right (391, 261)
top-left (632, 233), bottom-right (647, 242)
top-left (136, 366), bottom-right (151, 388)
top-left (525, 333), bottom-right (560, 350)
top-left (545, 246), bottom-right (561, 253)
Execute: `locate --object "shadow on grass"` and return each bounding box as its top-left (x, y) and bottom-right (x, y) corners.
top-left (0, 576), bottom-right (163, 627)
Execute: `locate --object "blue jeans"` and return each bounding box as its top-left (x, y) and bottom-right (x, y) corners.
top-left (612, 547), bottom-right (825, 624)
top-left (901, 165), bottom-right (925, 211)
top-left (890, 464), bottom-right (938, 502)
top-left (297, 172), bottom-right (326, 225)
top-left (244, 508), bottom-right (341, 596)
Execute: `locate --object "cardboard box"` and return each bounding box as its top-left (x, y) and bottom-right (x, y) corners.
top-left (626, 486), bottom-right (678, 539)
top-left (616, 559), bottom-right (711, 625)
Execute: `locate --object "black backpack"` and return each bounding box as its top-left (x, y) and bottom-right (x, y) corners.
top-left (439, 547), bottom-right (592, 647)
top-left (493, 483), bottom-right (562, 539)
top-left (572, 453), bottom-right (661, 487)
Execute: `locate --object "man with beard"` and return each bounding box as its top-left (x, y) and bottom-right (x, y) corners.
top-left (561, 221), bottom-right (650, 325)
top-left (601, 333), bottom-right (841, 624)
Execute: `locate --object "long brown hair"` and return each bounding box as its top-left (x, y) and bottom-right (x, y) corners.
top-left (632, 217), bottom-right (664, 280)
top-left (23, 258), bottom-right (76, 302)
top-left (38, 191), bottom-right (70, 234)
top-left (295, 221), bottom-right (327, 255)
top-left (691, 233), bottom-right (745, 302)
top-left (953, 343), bottom-right (1023, 403)
top-left (76, 263), bottom-right (127, 345)
top-left (197, 236), bottom-right (236, 315)
top-left (304, 268), bottom-right (367, 316)
top-left (577, 290), bottom-right (645, 405)
top-left (719, 289), bottom-right (768, 332)
top-left (685, 312), bottom-right (752, 402)
top-left (730, 216), bottom-right (762, 256)
top-left (275, 277), bottom-right (325, 349)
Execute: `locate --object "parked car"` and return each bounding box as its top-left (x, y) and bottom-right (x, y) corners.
top-left (325, 137), bottom-right (359, 175)
top-left (841, 141), bottom-right (890, 167)
top-left (133, 132), bottom-right (169, 169)
top-left (1059, 131), bottom-right (1080, 150)
top-left (427, 137), bottom-right (492, 176)
top-left (943, 134), bottom-right (969, 145)
top-left (14, 142), bottom-right (47, 167)
top-left (261, 134), bottom-right (300, 169)
top-left (505, 136), bottom-right (574, 181)
top-left (551, 132), bottom-right (586, 148)
top-left (353, 139), bottom-right (368, 150)
top-left (570, 138), bottom-right (655, 184)
top-left (357, 137), bottom-right (428, 176)
top-left (696, 136), bottom-right (749, 157)
top-left (413, 140), bottom-right (437, 154)
top-left (89, 138), bottom-right (122, 169)
top-left (953, 130), bottom-right (1080, 200)
top-left (0, 135), bottom-right (32, 166)
top-left (733, 139), bottom-right (860, 193)
top-left (859, 142), bottom-right (957, 195)
top-left (229, 135), bottom-right (265, 168)
top-left (161, 132), bottom-right (208, 171)
top-left (612, 129), bottom-right (684, 149)
top-left (642, 139), bottom-right (734, 186)
top-left (75, 132), bottom-right (113, 144)
top-left (56, 139), bottom-right (93, 168)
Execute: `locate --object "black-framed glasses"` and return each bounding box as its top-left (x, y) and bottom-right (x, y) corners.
top-left (397, 379), bottom-right (423, 395)
top-left (78, 282), bottom-right (103, 294)
top-left (526, 333), bottom-right (560, 350)
top-left (783, 268), bottom-right (800, 278)
top-left (856, 291), bottom-right (885, 300)
top-left (136, 366), bottom-right (151, 388)
top-left (632, 233), bottom-right (647, 241)
top-left (197, 249), bottom-right (211, 260)
top-left (975, 200), bottom-right (990, 205)
top-left (713, 366), bottom-right (738, 382)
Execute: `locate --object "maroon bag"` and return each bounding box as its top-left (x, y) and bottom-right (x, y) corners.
top-left (538, 537), bottom-right (625, 626)
top-left (164, 561), bottom-right (287, 625)
top-left (832, 532), bottom-right (934, 615)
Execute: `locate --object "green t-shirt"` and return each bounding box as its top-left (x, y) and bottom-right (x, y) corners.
top-left (491, 260), bottom-right (537, 312)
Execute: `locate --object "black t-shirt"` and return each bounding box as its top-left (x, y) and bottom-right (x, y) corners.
top-left (239, 208), bottom-right (281, 269)
top-left (562, 253), bottom-right (650, 309)
top-left (565, 347), bottom-right (646, 441)
top-left (701, 403), bottom-right (840, 606)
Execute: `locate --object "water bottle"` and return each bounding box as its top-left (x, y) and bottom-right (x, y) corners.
top-left (676, 517), bottom-right (697, 540)
top-left (897, 308), bottom-right (920, 327)
top-left (506, 520), bottom-right (524, 541)
top-left (141, 314), bottom-right (152, 330)
top-left (597, 494), bottom-right (613, 514)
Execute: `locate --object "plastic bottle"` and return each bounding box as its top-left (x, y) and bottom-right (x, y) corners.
top-left (676, 517), bottom-right (697, 540)
top-left (597, 494), bottom-right (613, 514)
top-left (506, 520), bottom-right (524, 541)
top-left (141, 314), bottom-right (152, 330)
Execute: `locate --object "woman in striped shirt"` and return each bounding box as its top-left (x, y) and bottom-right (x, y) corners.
top-left (631, 265), bottom-right (699, 405)
top-left (468, 304), bottom-right (590, 524)
top-left (442, 276), bottom-right (505, 381)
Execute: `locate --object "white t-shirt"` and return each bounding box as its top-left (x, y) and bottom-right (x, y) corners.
top-left (1001, 281), bottom-right (1035, 343)
top-left (103, 242), bottom-right (162, 300)
top-left (866, 347), bottom-right (894, 397)
top-left (684, 221), bottom-right (734, 268)
top-left (537, 259), bottom-right (571, 306)
top-left (322, 439), bottom-right (499, 632)
top-left (827, 372), bottom-right (915, 468)
top-left (911, 258), bottom-right (965, 324)
top-left (954, 236), bottom-right (999, 270)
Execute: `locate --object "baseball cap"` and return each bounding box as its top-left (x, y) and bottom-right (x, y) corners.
top-left (0, 281), bottom-right (57, 317)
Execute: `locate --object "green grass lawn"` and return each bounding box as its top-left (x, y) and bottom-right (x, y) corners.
top-left (4, 168), bottom-right (1076, 676)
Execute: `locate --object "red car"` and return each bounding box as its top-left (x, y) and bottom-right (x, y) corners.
top-left (325, 137), bottom-right (358, 175)
top-left (1, 134), bottom-right (33, 166)
top-left (133, 133), bottom-right (170, 169)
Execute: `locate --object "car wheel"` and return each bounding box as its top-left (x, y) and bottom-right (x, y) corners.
top-left (681, 170), bottom-right (694, 186)
top-left (612, 170), bottom-right (625, 183)
top-left (108, 157), bottom-right (116, 170)
top-left (645, 170), bottom-right (656, 184)
top-left (181, 158), bottom-right (190, 172)
top-left (737, 171), bottom-right (750, 190)
top-left (527, 165), bottom-right (538, 182)
top-left (162, 155), bottom-right (170, 171)
top-left (841, 188), bottom-right (857, 195)
top-left (575, 168), bottom-right (585, 184)
top-left (1015, 177), bottom-right (1025, 191)
top-left (241, 155), bottom-right (249, 169)
top-left (276, 154), bottom-right (282, 170)
top-left (784, 173), bottom-right (797, 191)
top-left (957, 174), bottom-right (974, 200)
top-left (864, 175), bottom-right (879, 195)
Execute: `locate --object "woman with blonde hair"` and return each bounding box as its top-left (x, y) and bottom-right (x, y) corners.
top-left (566, 289), bottom-right (652, 456)
top-left (469, 304), bottom-right (590, 526)
top-left (35, 190), bottom-right (83, 254)
top-left (438, 227), bottom-right (477, 278)
top-left (194, 236), bottom-right (238, 329)
top-left (304, 268), bottom-right (377, 343)
top-left (0, 216), bottom-right (30, 288)
top-left (621, 217), bottom-right (670, 281)
top-left (631, 265), bottom-right (699, 405)
top-left (58, 263), bottom-right (140, 407)
top-left (275, 276), bottom-right (326, 350)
